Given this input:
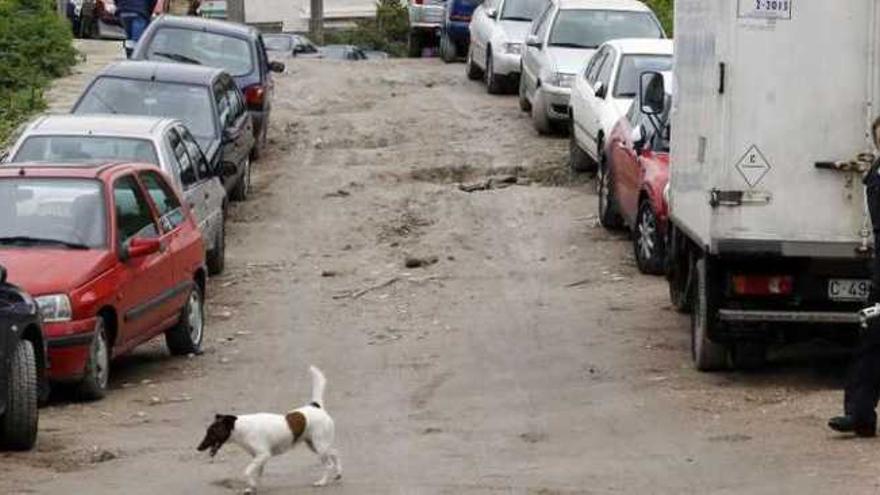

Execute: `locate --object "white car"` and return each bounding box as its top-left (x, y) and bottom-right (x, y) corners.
top-left (518, 0), bottom-right (664, 134)
top-left (3, 114), bottom-right (229, 275)
top-left (569, 38), bottom-right (672, 172)
top-left (467, 0), bottom-right (548, 94)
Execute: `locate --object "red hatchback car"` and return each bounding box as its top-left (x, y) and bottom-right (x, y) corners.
top-left (0, 162), bottom-right (206, 400)
top-left (599, 95), bottom-right (670, 275)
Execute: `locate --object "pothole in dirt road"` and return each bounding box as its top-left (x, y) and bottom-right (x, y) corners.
top-left (405, 162), bottom-right (593, 189)
top-left (378, 205), bottom-right (435, 243)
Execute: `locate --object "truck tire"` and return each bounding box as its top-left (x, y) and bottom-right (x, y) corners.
top-left (667, 226), bottom-right (692, 313)
top-left (466, 46), bottom-right (483, 80)
top-left (634, 200), bottom-right (666, 275)
top-left (691, 258), bottom-right (729, 371)
top-left (1, 340), bottom-right (38, 450)
top-left (165, 284), bottom-right (205, 356)
top-left (77, 317), bottom-right (109, 401)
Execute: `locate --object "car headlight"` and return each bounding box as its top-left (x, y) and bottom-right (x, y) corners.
top-left (503, 42), bottom-right (522, 55)
top-left (549, 72), bottom-right (575, 88)
top-left (35, 294), bottom-right (72, 323)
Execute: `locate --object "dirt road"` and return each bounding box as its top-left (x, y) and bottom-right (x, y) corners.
top-left (3, 41), bottom-right (880, 495)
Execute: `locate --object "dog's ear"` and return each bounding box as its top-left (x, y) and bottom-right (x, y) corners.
top-left (215, 413), bottom-right (223, 421)
top-left (221, 415), bottom-right (237, 430)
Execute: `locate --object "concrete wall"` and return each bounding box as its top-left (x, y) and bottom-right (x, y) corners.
top-left (246, 0), bottom-right (375, 32)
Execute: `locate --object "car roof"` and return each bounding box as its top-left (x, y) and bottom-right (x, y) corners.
top-left (555, 0), bottom-right (653, 12)
top-left (0, 162), bottom-right (159, 180)
top-left (602, 38), bottom-right (673, 55)
top-left (21, 114), bottom-right (177, 140)
top-left (150, 14), bottom-right (258, 39)
top-left (97, 60), bottom-right (225, 86)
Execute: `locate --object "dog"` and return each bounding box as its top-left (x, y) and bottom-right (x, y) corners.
top-left (197, 365), bottom-right (342, 493)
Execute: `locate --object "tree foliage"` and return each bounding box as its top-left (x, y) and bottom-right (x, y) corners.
top-left (324, 0), bottom-right (410, 57)
top-left (644, 0), bottom-right (673, 35)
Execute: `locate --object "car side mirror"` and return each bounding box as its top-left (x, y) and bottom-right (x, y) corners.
top-left (0, 264), bottom-right (6, 285)
top-left (486, 8), bottom-right (497, 19)
top-left (640, 71), bottom-right (666, 116)
top-left (269, 61), bottom-right (285, 73)
top-left (219, 161), bottom-right (238, 178)
top-left (594, 81), bottom-right (607, 99)
top-left (525, 34), bottom-right (542, 49)
top-left (122, 237), bottom-right (161, 261)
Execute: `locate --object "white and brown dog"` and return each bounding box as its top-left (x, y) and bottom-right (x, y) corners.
top-left (197, 366), bottom-right (342, 493)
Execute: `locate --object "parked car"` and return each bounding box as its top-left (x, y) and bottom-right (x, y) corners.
top-left (438, 0), bottom-right (481, 63)
top-left (4, 114), bottom-right (230, 275)
top-left (320, 45), bottom-right (368, 61)
top-left (569, 38), bottom-right (672, 172)
top-left (407, 0), bottom-right (445, 57)
top-left (0, 265), bottom-right (45, 451)
top-left (467, 0), bottom-right (546, 93)
top-left (71, 61), bottom-right (256, 201)
top-left (0, 163), bottom-right (207, 399)
top-left (518, 0), bottom-right (664, 134)
top-left (599, 71), bottom-right (672, 275)
top-left (67, 0), bottom-right (125, 40)
top-left (263, 33), bottom-right (322, 59)
top-left (131, 15), bottom-right (285, 160)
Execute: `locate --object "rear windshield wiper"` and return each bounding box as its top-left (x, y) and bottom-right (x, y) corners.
top-left (549, 42), bottom-right (595, 49)
top-left (152, 52), bottom-right (202, 65)
top-left (0, 236), bottom-right (90, 250)
top-left (501, 16), bottom-right (532, 21)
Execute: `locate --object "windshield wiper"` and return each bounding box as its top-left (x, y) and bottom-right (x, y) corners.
top-left (501, 16), bottom-right (532, 21)
top-left (152, 52), bottom-right (202, 65)
top-left (549, 42), bottom-right (596, 49)
top-left (0, 236), bottom-right (89, 250)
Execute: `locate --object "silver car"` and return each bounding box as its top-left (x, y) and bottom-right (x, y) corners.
top-left (518, 0), bottom-right (664, 134)
top-left (2, 114), bottom-right (229, 275)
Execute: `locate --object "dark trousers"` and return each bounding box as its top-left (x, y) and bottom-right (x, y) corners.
top-left (119, 12), bottom-right (148, 58)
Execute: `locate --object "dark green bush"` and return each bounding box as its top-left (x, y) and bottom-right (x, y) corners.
top-left (0, 0), bottom-right (76, 141)
top-left (324, 0), bottom-right (410, 57)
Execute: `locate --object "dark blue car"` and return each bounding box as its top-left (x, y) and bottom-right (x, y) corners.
top-left (439, 0), bottom-right (483, 62)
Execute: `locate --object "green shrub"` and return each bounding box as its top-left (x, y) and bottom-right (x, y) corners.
top-left (324, 0), bottom-right (410, 57)
top-left (0, 0), bottom-right (76, 142)
top-left (644, 0), bottom-right (673, 35)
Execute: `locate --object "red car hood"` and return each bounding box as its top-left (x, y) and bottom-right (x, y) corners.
top-left (0, 249), bottom-right (114, 296)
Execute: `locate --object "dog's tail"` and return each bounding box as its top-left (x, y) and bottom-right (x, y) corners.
top-left (309, 365), bottom-right (327, 409)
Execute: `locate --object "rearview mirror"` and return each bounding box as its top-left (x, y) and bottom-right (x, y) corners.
top-left (269, 61), bottom-right (285, 73)
top-left (525, 34), bottom-right (542, 49)
top-left (486, 8), bottom-right (497, 19)
top-left (640, 71), bottom-right (666, 116)
top-left (123, 237), bottom-right (161, 261)
top-left (594, 81), bottom-right (606, 99)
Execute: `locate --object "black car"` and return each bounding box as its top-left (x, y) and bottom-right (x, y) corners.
top-left (131, 16), bottom-right (284, 160)
top-left (0, 265), bottom-right (45, 451)
top-left (72, 61), bottom-right (256, 201)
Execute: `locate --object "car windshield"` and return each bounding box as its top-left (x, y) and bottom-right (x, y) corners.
top-left (549, 10), bottom-right (663, 49)
top-left (0, 179), bottom-right (106, 249)
top-left (614, 54), bottom-right (673, 98)
top-left (11, 136), bottom-right (159, 165)
top-left (264, 35), bottom-right (293, 52)
top-left (75, 77), bottom-right (216, 138)
top-left (143, 27), bottom-right (254, 77)
top-left (501, 0), bottom-right (544, 21)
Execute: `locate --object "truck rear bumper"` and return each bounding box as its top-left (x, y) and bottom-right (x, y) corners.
top-left (719, 309), bottom-right (860, 325)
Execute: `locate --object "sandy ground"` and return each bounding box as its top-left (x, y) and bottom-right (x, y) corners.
top-left (2, 40), bottom-right (880, 495)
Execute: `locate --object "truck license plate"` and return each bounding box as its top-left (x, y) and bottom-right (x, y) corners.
top-left (828, 279), bottom-right (871, 302)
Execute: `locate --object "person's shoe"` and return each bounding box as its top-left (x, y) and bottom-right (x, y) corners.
top-left (829, 415), bottom-right (877, 437)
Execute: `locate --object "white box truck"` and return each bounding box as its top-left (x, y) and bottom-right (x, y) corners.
top-left (664, 0), bottom-right (880, 370)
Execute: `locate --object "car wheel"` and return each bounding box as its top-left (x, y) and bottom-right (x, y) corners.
top-left (691, 258), bottom-right (729, 372)
top-left (466, 46), bottom-right (483, 80)
top-left (597, 161), bottom-right (623, 229)
top-left (531, 88), bottom-right (552, 135)
top-left (230, 157), bottom-right (251, 202)
top-left (0, 339), bottom-right (38, 450)
top-left (440, 32), bottom-right (456, 63)
top-left (634, 200), bottom-right (666, 275)
top-left (76, 317), bottom-right (109, 401)
top-left (568, 124), bottom-right (594, 173)
top-left (518, 73), bottom-right (531, 112)
top-left (206, 217), bottom-right (226, 275)
top-left (486, 53), bottom-right (504, 94)
top-left (165, 284), bottom-right (205, 356)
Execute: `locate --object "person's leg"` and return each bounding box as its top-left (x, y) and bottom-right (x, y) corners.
top-left (129, 15), bottom-right (148, 42)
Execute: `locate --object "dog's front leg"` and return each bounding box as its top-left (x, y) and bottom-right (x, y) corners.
top-left (243, 453), bottom-right (271, 494)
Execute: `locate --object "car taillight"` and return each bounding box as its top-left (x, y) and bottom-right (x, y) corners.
top-left (732, 275), bottom-right (794, 296)
top-left (244, 84), bottom-right (265, 107)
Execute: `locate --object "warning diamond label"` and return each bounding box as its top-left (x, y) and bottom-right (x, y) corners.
top-left (735, 145), bottom-right (771, 188)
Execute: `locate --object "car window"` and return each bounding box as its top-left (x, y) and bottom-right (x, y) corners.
top-left (75, 77), bottom-right (216, 138)
top-left (530, 2), bottom-right (552, 35)
top-left (143, 27), bottom-right (254, 77)
top-left (167, 127), bottom-right (198, 187)
top-left (11, 136), bottom-right (159, 165)
top-left (596, 47), bottom-right (616, 89)
top-left (139, 171), bottom-right (186, 231)
top-left (500, 0), bottom-right (544, 21)
top-left (214, 80), bottom-right (232, 127)
top-left (113, 175), bottom-right (158, 242)
top-left (549, 10), bottom-right (663, 48)
top-left (225, 78), bottom-right (244, 121)
top-left (614, 54), bottom-right (673, 98)
top-left (179, 126), bottom-right (210, 179)
top-left (263, 34), bottom-right (292, 52)
top-left (585, 46), bottom-right (607, 80)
